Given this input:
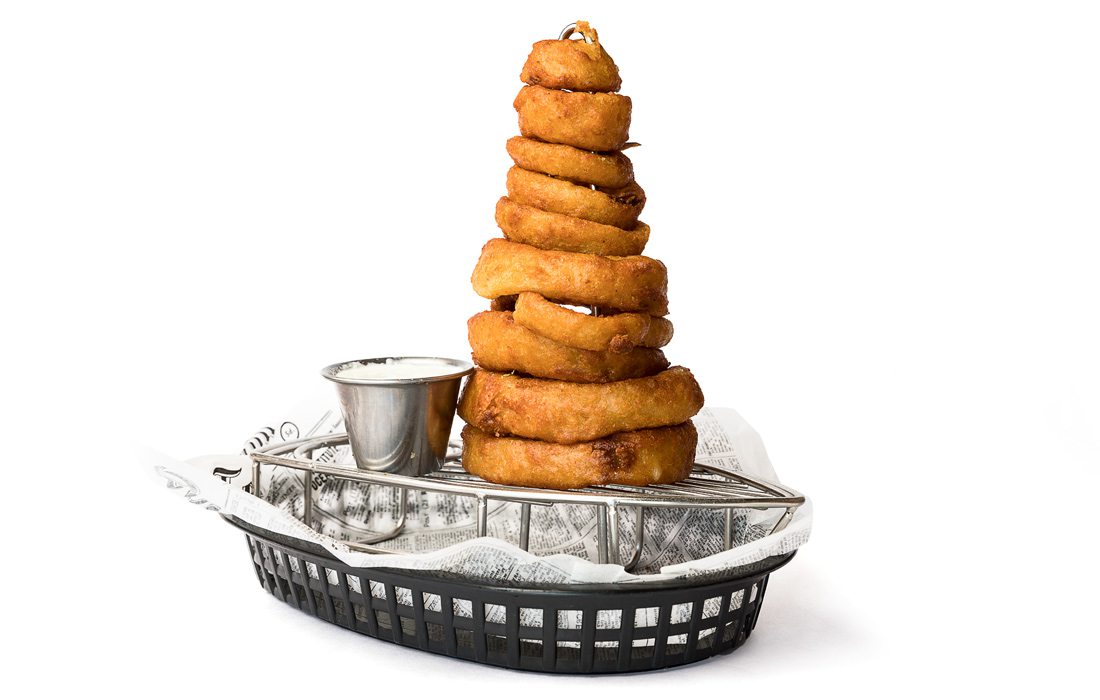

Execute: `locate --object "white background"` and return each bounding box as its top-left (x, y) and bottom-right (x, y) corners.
top-left (3, 1), bottom-right (1097, 696)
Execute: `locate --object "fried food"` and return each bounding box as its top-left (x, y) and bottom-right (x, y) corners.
top-left (471, 238), bottom-right (668, 315)
top-left (495, 197), bottom-right (649, 256)
top-left (468, 311), bottom-right (668, 382)
top-left (458, 366), bottom-right (704, 443)
top-left (512, 292), bottom-right (674, 354)
top-left (506, 166), bottom-right (645, 229)
top-left (461, 422), bottom-right (697, 489)
top-left (461, 22), bottom-right (702, 487)
top-left (506, 136), bottom-right (634, 189)
top-left (515, 85), bottom-right (631, 152)
top-left (520, 21), bottom-right (621, 93)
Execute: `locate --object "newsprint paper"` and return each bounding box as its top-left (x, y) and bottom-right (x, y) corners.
top-left (145, 405), bottom-right (812, 590)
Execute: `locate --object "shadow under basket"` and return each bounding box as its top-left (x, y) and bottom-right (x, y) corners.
top-left (232, 517), bottom-right (793, 674)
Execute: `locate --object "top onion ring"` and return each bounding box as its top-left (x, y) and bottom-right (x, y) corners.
top-left (520, 21), bottom-right (622, 93)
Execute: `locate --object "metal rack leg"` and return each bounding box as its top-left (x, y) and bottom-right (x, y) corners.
top-left (623, 506), bottom-right (645, 572)
top-left (769, 506), bottom-right (795, 535)
top-left (476, 495), bottom-right (488, 537)
top-left (519, 503), bottom-right (531, 550)
top-left (303, 468), bottom-right (313, 528)
top-left (606, 501), bottom-right (621, 566)
top-left (596, 506), bottom-right (609, 564)
top-left (724, 508), bottom-right (734, 550)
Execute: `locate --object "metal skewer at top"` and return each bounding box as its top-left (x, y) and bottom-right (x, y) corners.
top-left (559, 22), bottom-right (595, 43)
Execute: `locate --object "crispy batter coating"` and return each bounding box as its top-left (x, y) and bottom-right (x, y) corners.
top-left (471, 238), bottom-right (668, 315)
top-left (462, 422), bottom-right (697, 489)
top-left (458, 366), bottom-right (704, 443)
top-left (468, 311), bottom-right (668, 382)
top-left (506, 166), bottom-right (645, 229)
top-left (512, 292), bottom-right (674, 354)
top-left (458, 22), bottom-right (703, 486)
top-left (495, 197), bottom-right (649, 256)
top-left (520, 21), bottom-right (622, 93)
top-left (515, 85), bottom-right (631, 152)
top-left (506, 136), bottom-right (633, 188)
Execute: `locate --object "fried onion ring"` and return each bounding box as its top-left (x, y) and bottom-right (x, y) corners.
top-left (471, 238), bottom-right (668, 315)
top-left (512, 292), bottom-right (674, 354)
top-left (461, 422), bottom-right (697, 489)
top-left (514, 85), bottom-right (631, 152)
top-left (520, 21), bottom-right (621, 93)
top-left (506, 166), bottom-right (645, 229)
top-left (495, 197), bottom-right (649, 256)
top-left (468, 311), bottom-right (668, 382)
top-left (458, 366), bottom-right (704, 443)
top-left (506, 136), bottom-right (633, 189)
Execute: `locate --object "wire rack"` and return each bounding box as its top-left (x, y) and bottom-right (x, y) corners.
top-left (250, 433), bottom-right (804, 571)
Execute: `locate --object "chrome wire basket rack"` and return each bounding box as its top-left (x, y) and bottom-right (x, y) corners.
top-left (249, 433), bottom-right (804, 570)
top-left (227, 432), bottom-right (804, 673)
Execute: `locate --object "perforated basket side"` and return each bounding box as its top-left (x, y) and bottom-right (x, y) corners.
top-left (242, 529), bottom-right (790, 674)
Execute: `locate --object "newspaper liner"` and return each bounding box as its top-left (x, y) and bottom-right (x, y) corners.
top-left (147, 405), bottom-right (811, 631)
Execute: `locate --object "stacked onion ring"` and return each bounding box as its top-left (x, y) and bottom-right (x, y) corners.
top-left (461, 22), bottom-right (704, 488)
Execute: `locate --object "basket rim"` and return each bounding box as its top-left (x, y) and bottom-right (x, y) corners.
top-left (227, 514), bottom-right (796, 594)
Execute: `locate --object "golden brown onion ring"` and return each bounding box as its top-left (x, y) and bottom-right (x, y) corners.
top-left (458, 366), bottom-right (704, 443)
top-left (461, 422), bottom-right (697, 489)
top-left (506, 136), bottom-right (633, 189)
top-left (471, 238), bottom-right (668, 315)
top-left (506, 166), bottom-right (645, 229)
top-left (512, 292), bottom-right (674, 354)
top-left (520, 21), bottom-right (621, 93)
top-left (495, 197), bottom-right (649, 256)
top-left (468, 311), bottom-right (668, 382)
top-left (514, 85), bottom-right (631, 152)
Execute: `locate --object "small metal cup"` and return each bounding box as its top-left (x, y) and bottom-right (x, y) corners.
top-left (321, 357), bottom-right (474, 476)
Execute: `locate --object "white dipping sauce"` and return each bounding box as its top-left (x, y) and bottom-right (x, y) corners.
top-left (336, 359), bottom-right (460, 381)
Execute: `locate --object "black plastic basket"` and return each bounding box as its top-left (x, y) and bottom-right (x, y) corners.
top-left (232, 517), bottom-right (794, 673)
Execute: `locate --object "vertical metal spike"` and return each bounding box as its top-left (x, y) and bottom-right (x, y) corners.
top-left (476, 495), bottom-right (488, 537)
top-left (519, 503), bottom-right (531, 550)
top-left (606, 501), bottom-right (621, 566)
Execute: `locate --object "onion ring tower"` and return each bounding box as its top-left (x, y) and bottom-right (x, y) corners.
top-left (462, 21), bottom-right (704, 488)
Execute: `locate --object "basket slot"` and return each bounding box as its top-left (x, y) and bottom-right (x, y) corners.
top-left (542, 606), bottom-right (557, 669)
top-left (256, 542), bottom-right (279, 597)
top-left (383, 583), bottom-right (402, 644)
top-left (355, 578), bottom-right (378, 637)
top-left (293, 555), bottom-right (319, 618)
top-left (651, 601), bottom-right (673, 669)
top-left (472, 597), bottom-right (488, 662)
top-left (267, 544), bottom-right (293, 605)
top-left (441, 594), bottom-right (458, 657)
top-left (579, 608), bottom-right (597, 673)
top-left (505, 605), bottom-right (521, 667)
top-left (336, 571), bottom-right (358, 632)
top-left (316, 564), bottom-right (337, 623)
top-left (617, 606), bottom-right (636, 671)
top-left (274, 548), bottom-right (301, 611)
top-left (683, 598), bottom-right (705, 659)
top-left (245, 538), bottom-right (265, 591)
top-left (411, 586), bottom-right (429, 651)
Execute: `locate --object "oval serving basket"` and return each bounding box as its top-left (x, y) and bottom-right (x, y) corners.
top-left (231, 516), bottom-right (794, 674)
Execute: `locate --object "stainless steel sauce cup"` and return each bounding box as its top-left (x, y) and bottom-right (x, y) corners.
top-left (321, 357), bottom-right (474, 476)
